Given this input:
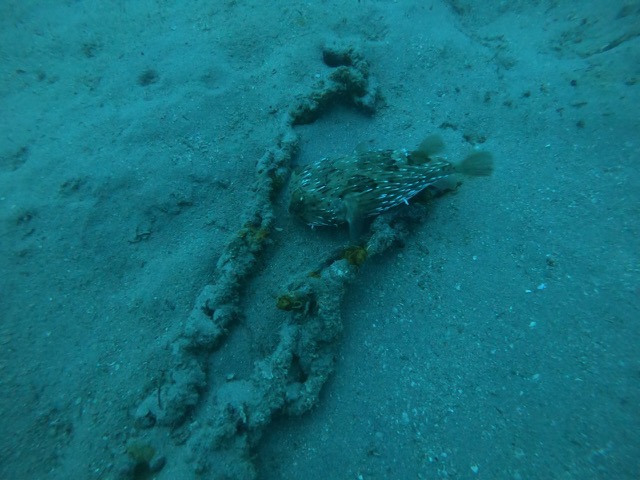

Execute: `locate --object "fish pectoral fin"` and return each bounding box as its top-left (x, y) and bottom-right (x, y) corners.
top-left (354, 141), bottom-right (369, 154)
top-left (427, 176), bottom-right (461, 197)
top-left (344, 194), bottom-right (367, 242)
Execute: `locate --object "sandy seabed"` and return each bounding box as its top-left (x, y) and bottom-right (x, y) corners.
top-left (1, 1), bottom-right (639, 479)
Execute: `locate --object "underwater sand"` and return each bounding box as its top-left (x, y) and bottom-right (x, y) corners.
top-left (1, 1), bottom-right (639, 478)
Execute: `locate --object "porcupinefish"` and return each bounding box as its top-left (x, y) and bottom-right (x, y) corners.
top-left (289, 135), bottom-right (493, 240)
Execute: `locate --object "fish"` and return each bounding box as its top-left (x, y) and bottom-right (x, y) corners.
top-left (289, 135), bottom-right (493, 240)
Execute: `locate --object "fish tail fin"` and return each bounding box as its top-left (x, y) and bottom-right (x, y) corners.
top-left (457, 151), bottom-right (494, 177)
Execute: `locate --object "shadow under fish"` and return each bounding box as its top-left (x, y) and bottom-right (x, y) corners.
top-left (289, 135), bottom-right (494, 241)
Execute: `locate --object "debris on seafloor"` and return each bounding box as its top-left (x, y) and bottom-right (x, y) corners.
top-left (120, 44), bottom-right (430, 480)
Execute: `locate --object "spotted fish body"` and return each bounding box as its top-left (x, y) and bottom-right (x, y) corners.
top-left (289, 136), bottom-right (493, 239)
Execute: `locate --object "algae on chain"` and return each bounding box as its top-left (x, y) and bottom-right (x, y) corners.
top-left (342, 245), bottom-right (368, 267)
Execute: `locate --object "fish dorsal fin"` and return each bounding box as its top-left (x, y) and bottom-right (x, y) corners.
top-left (354, 142), bottom-right (369, 154)
top-left (343, 193), bottom-right (367, 242)
top-left (410, 135), bottom-right (446, 165)
top-left (417, 135), bottom-right (445, 156)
